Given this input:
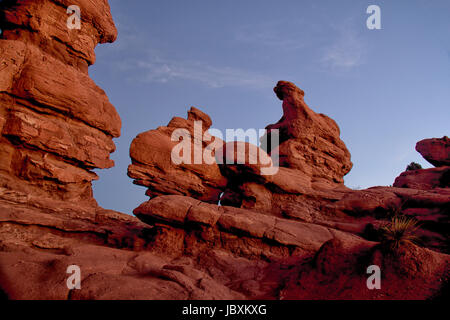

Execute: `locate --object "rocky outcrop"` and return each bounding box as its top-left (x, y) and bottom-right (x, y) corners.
top-left (0, 0), bottom-right (120, 204)
top-left (416, 137), bottom-right (450, 167)
top-left (127, 81), bottom-right (449, 299)
top-left (0, 0), bottom-right (245, 301)
top-left (216, 82), bottom-right (352, 219)
top-left (128, 107), bottom-right (227, 203)
top-left (133, 194), bottom-right (349, 260)
top-left (0, 195), bottom-right (245, 300)
top-left (394, 167), bottom-right (449, 189)
top-left (393, 136), bottom-right (450, 190)
top-left (341, 136), bottom-right (450, 253)
top-left (263, 81), bottom-right (353, 186)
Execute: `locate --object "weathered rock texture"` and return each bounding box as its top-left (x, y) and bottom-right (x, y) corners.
top-left (215, 82), bottom-right (353, 219)
top-left (264, 81), bottom-right (353, 186)
top-left (394, 136), bottom-right (450, 190)
top-left (0, 0), bottom-right (120, 204)
top-left (416, 136), bottom-right (450, 167)
top-left (128, 107), bottom-right (227, 203)
top-left (128, 81), bottom-right (449, 299)
top-left (0, 0), bottom-right (449, 301)
top-left (0, 0), bottom-right (245, 300)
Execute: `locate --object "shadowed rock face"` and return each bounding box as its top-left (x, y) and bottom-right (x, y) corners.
top-left (0, 0), bottom-right (449, 301)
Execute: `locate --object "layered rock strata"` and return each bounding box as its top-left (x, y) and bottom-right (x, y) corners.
top-left (128, 107), bottom-right (227, 203)
top-left (0, 0), bottom-right (120, 204)
top-left (128, 82), bottom-right (449, 299)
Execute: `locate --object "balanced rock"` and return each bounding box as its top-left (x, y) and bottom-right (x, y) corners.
top-left (394, 137), bottom-right (450, 190)
top-left (416, 136), bottom-right (450, 167)
top-left (217, 81), bottom-right (352, 217)
top-left (128, 107), bottom-right (227, 203)
top-left (263, 81), bottom-right (352, 186)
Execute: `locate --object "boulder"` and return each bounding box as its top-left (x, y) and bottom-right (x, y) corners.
top-left (416, 137), bottom-right (450, 167)
top-left (128, 107), bottom-right (227, 203)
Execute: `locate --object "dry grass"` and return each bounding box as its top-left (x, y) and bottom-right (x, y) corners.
top-left (380, 216), bottom-right (420, 251)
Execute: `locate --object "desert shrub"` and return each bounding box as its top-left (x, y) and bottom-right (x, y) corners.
top-left (380, 216), bottom-right (420, 251)
top-left (406, 162), bottom-right (422, 171)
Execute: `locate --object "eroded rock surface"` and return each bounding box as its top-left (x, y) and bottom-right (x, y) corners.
top-left (416, 137), bottom-right (450, 167)
top-left (128, 107), bottom-right (227, 203)
top-left (0, 0), bottom-right (120, 204)
top-left (264, 81), bottom-right (353, 186)
top-left (128, 81), bottom-right (449, 299)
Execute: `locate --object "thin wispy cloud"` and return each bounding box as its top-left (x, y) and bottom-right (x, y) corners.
top-left (235, 18), bottom-right (367, 72)
top-left (124, 55), bottom-right (273, 89)
top-left (234, 21), bottom-right (308, 50)
top-left (100, 11), bottom-right (274, 90)
top-left (321, 25), bottom-right (366, 69)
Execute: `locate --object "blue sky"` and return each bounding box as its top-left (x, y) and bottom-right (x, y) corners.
top-left (90, 0), bottom-right (450, 214)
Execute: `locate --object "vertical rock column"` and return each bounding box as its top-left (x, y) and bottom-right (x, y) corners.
top-left (0, 0), bottom-right (121, 204)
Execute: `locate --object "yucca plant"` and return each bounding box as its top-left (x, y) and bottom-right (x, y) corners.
top-left (380, 216), bottom-right (420, 251)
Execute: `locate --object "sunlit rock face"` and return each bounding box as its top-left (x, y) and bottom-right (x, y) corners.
top-left (128, 107), bottom-right (228, 204)
top-left (0, 0), bottom-right (121, 204)
top-left (416, 136), bottom-right (450, 168)
top-left (128, 78), bottom-right (449, 300)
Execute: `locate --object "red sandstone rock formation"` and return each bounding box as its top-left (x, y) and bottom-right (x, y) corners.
top-left (0, 0), bottom-right (448, 301)
top-left (0, 0), bottom-right (120, 205)
top-left (128, 107), bottom-right (227, 203)
top-left (393, 136), bottom-right (450, 190)
top-left (215, 82), bottom-right (353, 218)
top-left (394, 167), bottom-right (449, 189)
top-left (0, 1), bottom-right (246, 300)
top-left (416, 136), bottom-right (450, 167)
top-left (264, 81), bottom-right (353, 186)
top-left (128, 81), bottom-right (449, 299)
